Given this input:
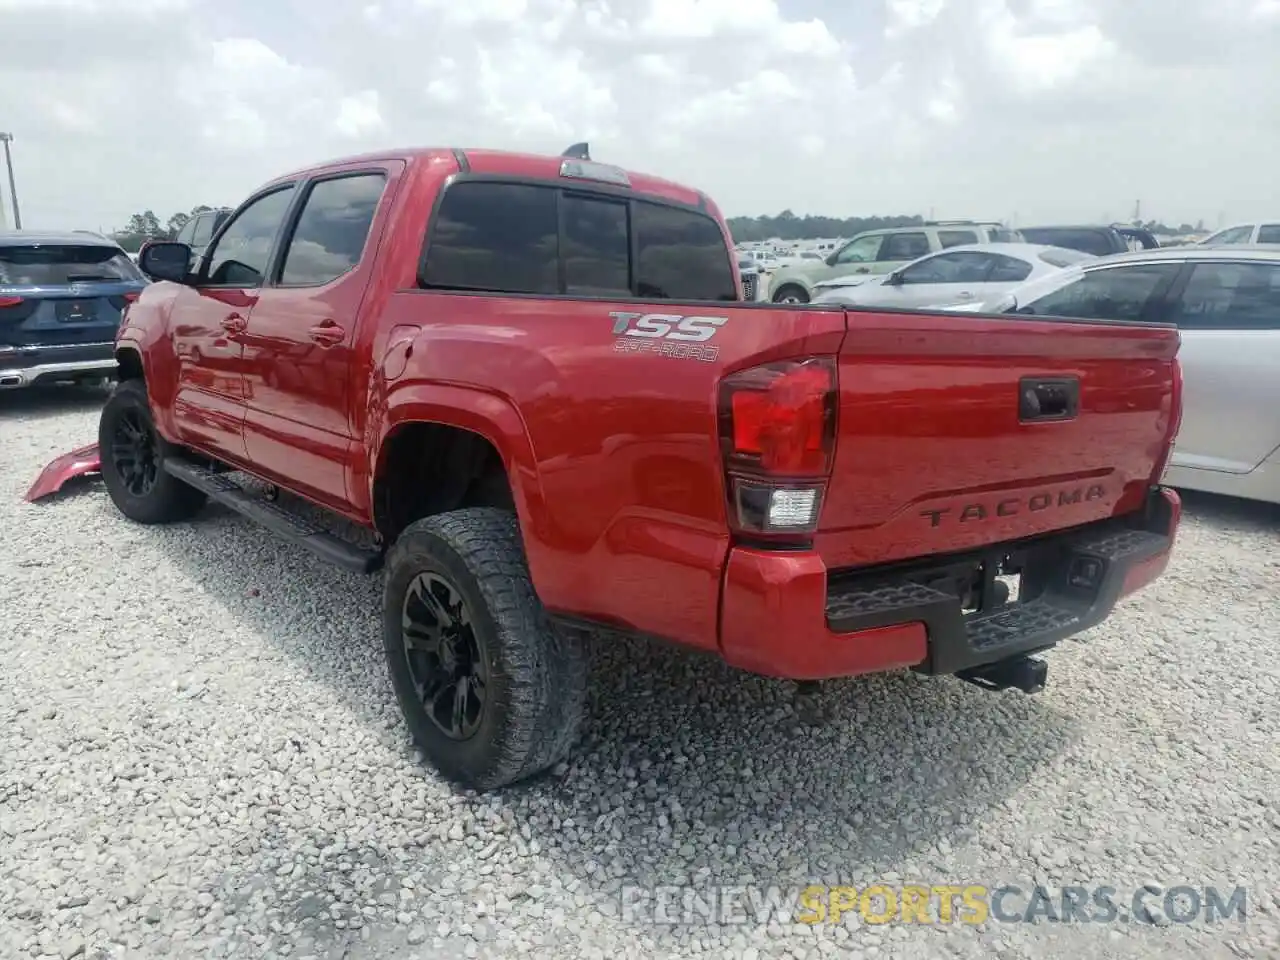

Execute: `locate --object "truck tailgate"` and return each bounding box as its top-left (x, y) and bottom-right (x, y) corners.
top-left (816, 310), bottom-right (1180, 570)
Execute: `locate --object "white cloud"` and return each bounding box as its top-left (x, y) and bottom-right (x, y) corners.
top-left (0, 0), bottom-right (1276, 231)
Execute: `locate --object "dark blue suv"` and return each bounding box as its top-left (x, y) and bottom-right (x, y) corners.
top-left (0, 231), bottom-right (147, 389)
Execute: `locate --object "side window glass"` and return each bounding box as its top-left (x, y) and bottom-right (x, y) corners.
top-left (421, 183), bottom-right (558, 294)
top-left (174, 218), bottom-right (196, 245)
top-left (986, 255), bottom-right (1033, 283)
top-left (562, 194), bottom-right (629, 296)
top-left (190, 214), bottom-right (215, 248)
top-left (1172, 262), bottom-right (1280, 330)
top-left (1205, 225), bottom-right (1254, 245)
top-left (204, 187), bottom-right (295, 287)
top-left (834, 235), bottom-right (882, 264)
top-left (937, 230), bottom-right (978, 248)
top-left (879, 232), bottom-right (931, 261)
top-left (1256, 224), bottom-right (1280, 244)
top-left (280, 174), bottom-right (386, 286)
top-left (900, 252), bottom-right (991, 284)
top-left (1021, 264), bottom-right (1181, 321)
top-left (634, 201), bottom-right (736, 301)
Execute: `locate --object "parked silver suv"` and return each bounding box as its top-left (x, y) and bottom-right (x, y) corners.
top-left (766, 220), bottom-right (1019, 303)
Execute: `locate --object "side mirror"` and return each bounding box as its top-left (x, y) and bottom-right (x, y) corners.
top-left (825, 251), bottom-right (839, 267)
top-left (885, 270), bottom-right (905, 285)
top-left (139, 241), bottom-right (193, 283)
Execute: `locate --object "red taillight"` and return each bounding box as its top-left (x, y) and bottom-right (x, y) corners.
top-left (0, 295), bottom-right (22, 308)
top-left (720, 357), bottom-right (837, 475)
top-left (718, 357), bottom-right (838, 537)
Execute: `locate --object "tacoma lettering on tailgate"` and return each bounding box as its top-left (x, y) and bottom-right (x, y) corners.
top-left (921, 484), bottom-right (1107, 528)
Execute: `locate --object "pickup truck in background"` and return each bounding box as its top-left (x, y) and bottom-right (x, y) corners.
top-left (1018, 224), bottom-right (1160, 257)
top-left (28, 145), bottom-right (1184, 790)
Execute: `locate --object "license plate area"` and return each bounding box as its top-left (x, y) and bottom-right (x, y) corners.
top-left (56, 300), bottom-right (94, 323)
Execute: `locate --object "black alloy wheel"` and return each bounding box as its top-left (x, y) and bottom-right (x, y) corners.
top-left (401, 571), bottom-right (489, 740)
top-left (110, 408), bottom-right (161, 497)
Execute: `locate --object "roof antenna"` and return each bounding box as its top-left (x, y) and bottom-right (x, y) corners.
top-left (561, 142), bottom-right (591, 161)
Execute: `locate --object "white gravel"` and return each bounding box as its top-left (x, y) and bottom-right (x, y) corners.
top-left (2, 384), bottom-right (1279, 960)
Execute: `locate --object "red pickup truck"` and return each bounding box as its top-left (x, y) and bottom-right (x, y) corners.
top-left (28, 144), bottom-right (1183, 790)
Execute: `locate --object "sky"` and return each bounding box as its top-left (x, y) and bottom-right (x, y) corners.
top-left (1, 0), bottom-right (1278, 233)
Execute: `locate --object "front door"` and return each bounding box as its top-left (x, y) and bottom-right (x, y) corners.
top-left (239, 166), bottom-right (398, 510)
top-left (170, 184), bottom-right (297, 464)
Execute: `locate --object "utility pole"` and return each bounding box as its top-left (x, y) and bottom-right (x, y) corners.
top-left (0, 133), bottom-right (20, 229)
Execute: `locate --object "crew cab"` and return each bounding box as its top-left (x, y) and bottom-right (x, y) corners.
top-left (30, 145), bottom-right (1183, 790)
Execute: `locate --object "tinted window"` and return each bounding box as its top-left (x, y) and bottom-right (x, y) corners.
top-left (880, 232), bottom-right (931, 260)
top-left (204, 187), bottom-right (295, 286)
top-left (0, 244), bottom-right (145, 285)
top-left (190, 213), bottom-right (216, 248)
top-left (634, 200), bottom-right (736, 301)
top-left (1171, 261), bottom-right (1280, 330)
top-left (987, 254), bottom-right (1033, 282)
top-left (562, 194), bottom-right (629, 296)
top-left (174, 218), bottom-right (196, 246)
top-left (938, 230), bottom-right (978, 248)
top-left (422, 182), bottom-right (558, 294)
top-left (1021, 228), bottom-right (1117, 257)
top-left (900, 251), bottom-right (993, 284)
top-left (1020, 263), bottom-right (1180, 321)
top-left (280, 174), bottom-right (385, 286)
top-left (1256, 224), bottom-right (1280, 244)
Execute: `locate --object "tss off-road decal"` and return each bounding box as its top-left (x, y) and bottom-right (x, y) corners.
top-left (609, 311), bottom-right (728, 362)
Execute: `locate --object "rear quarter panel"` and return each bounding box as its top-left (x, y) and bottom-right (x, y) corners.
top-left (368, 293), bottom-right (845, 651)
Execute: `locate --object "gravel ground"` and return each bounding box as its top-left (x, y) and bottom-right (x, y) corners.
top-left (2, 384), bottom-right (1279, 960)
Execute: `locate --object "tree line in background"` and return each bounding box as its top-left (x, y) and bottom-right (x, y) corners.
top-left (725, 210), bottom-right (1208, 243)
top-left (110, 206), bottom-right (226, 253)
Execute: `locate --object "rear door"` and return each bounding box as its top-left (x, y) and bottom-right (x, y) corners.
top-left (0, 241), bottom-right (145, 358)
top-left (168, 184), bottom-right (296, 463)
top-left (1164, 258), bottom-right (1280, 474)
top-left (239, 165), bottom-right (399, 509)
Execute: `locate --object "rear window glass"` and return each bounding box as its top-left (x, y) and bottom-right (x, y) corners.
top-left (0, 244), bottom-right (145, 286)
top-left (422, 181), bottom-right (737, 301)
top-left (634, 201), bottom-right (736, 301)
top-left (422, 182), bottom-right (559, 295)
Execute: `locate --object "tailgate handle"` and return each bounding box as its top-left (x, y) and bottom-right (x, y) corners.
top-left (1019, 377), bottom-right (1079, 422)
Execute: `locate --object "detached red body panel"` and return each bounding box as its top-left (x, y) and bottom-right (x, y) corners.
top-left (25, 443), bottom-right (101, 502)
top-left (27, 144), bottom-right (1185, 687)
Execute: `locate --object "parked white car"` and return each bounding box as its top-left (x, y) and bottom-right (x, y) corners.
top-left (810, 243), bottom-right (1094, 308)
top-left (959, 245), bottom-right (1280, 505)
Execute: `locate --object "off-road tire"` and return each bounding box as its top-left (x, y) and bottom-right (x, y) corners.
top-left (98, 379), bottom-right (207, 524)
top-left (383, 508), bottom-right (588, 791)
top-left (772, 283), bottom-right (810, 304)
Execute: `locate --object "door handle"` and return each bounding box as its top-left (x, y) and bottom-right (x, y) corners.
top-left (1019, 377), bottom-right (1079, 422)
top-left (854, 267), bottom-right (870, 274)
top-left (957, 291), bottom-right (974, 299)
top-left (220, 313), bottom-right (247, 334)
top-left (308, 321), bottom-right (345, 346)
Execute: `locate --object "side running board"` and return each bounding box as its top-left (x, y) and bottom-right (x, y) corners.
top-left (163, 459), bottom-right (384, 574)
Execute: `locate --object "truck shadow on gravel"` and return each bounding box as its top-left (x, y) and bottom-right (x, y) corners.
top-left (0, 382), bottom-right (111, 420)
top-left (1177, 488), bottom-right (1280, 531)
top-left (140, 500), bottom-right (1082, 953)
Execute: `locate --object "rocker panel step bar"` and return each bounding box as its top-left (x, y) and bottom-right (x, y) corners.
top-left (163, 459), bottom-right (383, 574)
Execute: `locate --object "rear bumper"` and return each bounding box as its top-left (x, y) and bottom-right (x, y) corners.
top-left (0, 342), bottom-right (116, 388)
top-left (719, 486), bottom-right (1180, 681)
